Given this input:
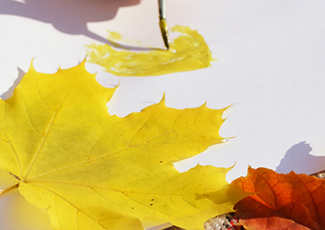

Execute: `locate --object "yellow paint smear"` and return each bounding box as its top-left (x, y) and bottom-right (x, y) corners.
top-left (86, 25), bottom-right (214, 76)
top-left (107, 31), bottom-right (123, 41)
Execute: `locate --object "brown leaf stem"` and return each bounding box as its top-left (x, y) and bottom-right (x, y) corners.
top-left (0, 183), bottom-right (19, 197)
top-left (310, 169), bottom-right (325, 179)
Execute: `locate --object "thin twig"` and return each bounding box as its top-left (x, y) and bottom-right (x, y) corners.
top-left (162, 226), bottom-right (184, 230)
top-left (0, 183), bottom-right (19, 197)
top-left (310, 169), bottom-right (325, 179)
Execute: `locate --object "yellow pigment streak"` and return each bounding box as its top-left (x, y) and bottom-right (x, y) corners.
top-left (86, 25), bottom-right (214, 77)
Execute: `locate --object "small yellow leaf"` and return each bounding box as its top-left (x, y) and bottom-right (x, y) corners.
top-left (0, 61), bottom-right (246, 230)
top-left (86, 25), bottom-right (214, 76)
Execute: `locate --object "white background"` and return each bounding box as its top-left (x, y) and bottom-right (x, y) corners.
top-left (0, 0), bottom-right (325, 229)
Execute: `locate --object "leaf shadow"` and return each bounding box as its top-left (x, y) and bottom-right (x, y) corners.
top-left (0, 0), bottom-right (158, 51)
top-left (275, 141), bottom-right (325, 175)
top-left (1, 68), bottom-right (25, 100)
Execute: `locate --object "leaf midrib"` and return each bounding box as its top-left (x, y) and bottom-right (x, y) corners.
top-left (22, 77), bottom-right (76, 182)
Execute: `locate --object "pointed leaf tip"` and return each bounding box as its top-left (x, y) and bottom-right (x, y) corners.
top-left (28, 58), bottom-right (36, 73)
top-left (159, 93), bottom-right (166, 106)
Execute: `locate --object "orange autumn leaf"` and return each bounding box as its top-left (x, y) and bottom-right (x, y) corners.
top-left (231, 167), bottom-right (325, 230)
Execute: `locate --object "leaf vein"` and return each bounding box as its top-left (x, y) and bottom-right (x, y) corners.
top-left (0, 127), bottom-right (22, 176)
top-left (126, 109), bottom-right (159, 148)
top-left (38, 184), bottom-right (106, 230)
top-left (23, 78), bottom-right (77, 181)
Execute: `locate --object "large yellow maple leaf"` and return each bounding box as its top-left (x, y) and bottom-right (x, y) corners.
top-left (0, 60), bottom-right (246, 230)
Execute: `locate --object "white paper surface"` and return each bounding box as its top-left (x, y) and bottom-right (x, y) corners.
top-left (0, 0), bottom-right (325, 229)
